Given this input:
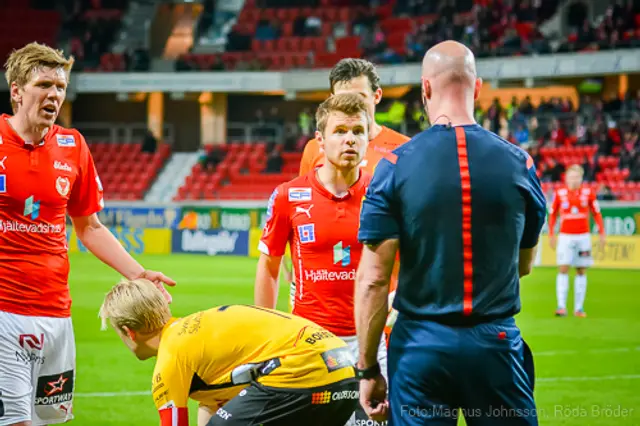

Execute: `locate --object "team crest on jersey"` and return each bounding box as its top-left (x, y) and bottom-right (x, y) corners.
top-left (288, 187), bottom-right (312, 201)
top-left (56, 135), bottom-right (76, 147)
top-left (56, 176), bottom-right (71, 197)
top-left (0, 174), bottom-right (5, 193)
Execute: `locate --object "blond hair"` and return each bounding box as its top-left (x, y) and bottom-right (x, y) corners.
top-left (4, 42), bottom-right (74, 113)
top-left (99, 279), bottom-right (171, 333)
top-left (566, 164), bottom-right (584, 176)
top-left (316, 93), bottom-right (369, 135)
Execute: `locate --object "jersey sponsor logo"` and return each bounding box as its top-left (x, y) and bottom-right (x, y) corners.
top-left (295, 204), bottom-right (313, 219)
top-left (0, 174), bottom-right (5, 193)
top-left (311, 390), bottom-right (332, 404)
top-left (216, 407), bottom-right (233, 420)
top-left (0, 220), bottom-right (63, 234)
top-left (304, 268), bottom-right (356, 283)
top-left (54, 161), bottom-right (72, 172)
top-left (24, 196), bottom-right (41, 219)
top-left (35, 370), bottom-right (74, 406)
top-left (333, 241), bottom-right (351, 266)
top-left (304, 330), bottom-right (335, 345)
top-left (19, 333), bottom-right (45, 350)
top-left (56, 176), bottom-right (71, 197)
top-left (0, 155), bottom-right (6, 170)
top-left (320, 346), bottom-right (355, 372)
top-left (15, 350), bottom-right (46, 365)
top-left (56, 134), bottom-right (76, 147)
top-left (288, 187), bottom-right (312, 201)
top-left (298, 223), bottom-right (316, 243)
top-left (332, 390), bottom-right (359, 401)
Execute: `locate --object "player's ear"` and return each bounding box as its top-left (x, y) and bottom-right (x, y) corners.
top-left (315, 130), bottom-right (324, 150)
top-left (421, 77), bottom-right (431, 101)
top-left (122, 325), bottom-right (136, 342)
top-left (10, 82), bottom-right (22, 106)
top-left (373, 88), bottom-right (383, 105)
top-left (474, 77), bottom-right (483, 101)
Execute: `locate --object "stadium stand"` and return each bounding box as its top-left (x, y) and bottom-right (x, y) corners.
top-left (177, 0), bottom-right (640, 71)
top-left (0, 0), bottom-right (60, 66)
top-left (89, 141), bottom-right (171, 200)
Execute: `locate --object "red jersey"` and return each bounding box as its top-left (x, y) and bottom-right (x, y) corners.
top-left (0, 114), bottom-right (104, 318)
top-left (259, 170), bottom-right (371, 336)
top-left (548, 185), bottom-right (605, 236)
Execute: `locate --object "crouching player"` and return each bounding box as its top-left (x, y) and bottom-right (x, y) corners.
top-left (255, 93), bottom-right (388, 425)
top-left (99, 279), bottom-right (358, 426)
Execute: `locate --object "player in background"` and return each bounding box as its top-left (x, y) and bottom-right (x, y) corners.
top-left (355, 41), bottom-right (547, 425)
top-left (255, 93), bottom-right (388, 425)
top-left (548, 164), bottom-right (606, 318)
top-left (99, 279), bottom-right (358, 426)
top-left (297, 58), bottom-right (410, 339)
top-left (0, 42), bottom-right (175, 426)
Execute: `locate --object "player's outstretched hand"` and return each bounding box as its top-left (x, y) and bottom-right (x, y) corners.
top-left (359, 374), bottom-right (389, 422)
top-left (138, 270), bottom-right (176, 303)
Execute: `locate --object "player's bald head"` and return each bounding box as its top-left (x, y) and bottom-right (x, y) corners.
top-left (421, 41), bottom-right (477, 88)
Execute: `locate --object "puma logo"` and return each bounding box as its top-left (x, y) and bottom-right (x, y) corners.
top-left (295, 205), bottom-right (313, 219)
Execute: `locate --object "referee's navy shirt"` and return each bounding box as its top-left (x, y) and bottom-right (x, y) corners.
top-left (358, 124), bottom-right (547, 325)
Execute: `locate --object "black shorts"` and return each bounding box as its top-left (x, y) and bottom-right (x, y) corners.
top-left (207, 378), bottom-right (359, 426)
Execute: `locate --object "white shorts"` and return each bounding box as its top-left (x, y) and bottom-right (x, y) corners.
top-left (341, 335), bottom-right (388, 426)
top-left (556, 233), bottom-right (593, 268)
top-left (0, 310), bottom-right (76, 426)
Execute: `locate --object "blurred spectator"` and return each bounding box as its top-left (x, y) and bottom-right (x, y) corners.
top-left (265, 149), bottom-right (283, 173)
top-left (597, 183), bottom-right (616, 200)
top-left (201, 145), bottom-right (226, 170)
top-left (141, 130), bottom-right (157, 154)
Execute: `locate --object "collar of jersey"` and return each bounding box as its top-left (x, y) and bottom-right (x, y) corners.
top-left (160, 317), bottom-right (180, 339)
top-left (1, 113), bottom-right (47, 147)
top-left (310, 167), bottom-right (364, 201)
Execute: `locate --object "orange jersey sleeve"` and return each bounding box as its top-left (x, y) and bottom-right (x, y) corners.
top-left (298, 138), bottom-right (322, 176)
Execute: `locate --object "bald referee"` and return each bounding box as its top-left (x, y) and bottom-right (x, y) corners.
top-left (353, 41), bottom-right (547, 426)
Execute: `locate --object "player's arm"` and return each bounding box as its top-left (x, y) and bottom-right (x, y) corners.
top-left (356, 157), bottom-right (400, 369)
top-left (547, 189), bottom-right (560, 238)
top-left (519, 157), bottom-right (547, 277)
top-left (153, 355), bottom-right (193, 426)
top-left (255, 187), bottom-right (291, 308)
top-left (68, 135), bottom-right (175, 298)
top-left (589, 191), bottom-right (606, 249)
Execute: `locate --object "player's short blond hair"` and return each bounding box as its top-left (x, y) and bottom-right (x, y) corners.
top-left (4, 42), bottom-right (74, 113)
top-left (566, 164), bottom-right (584, 176)
top-left (315, 93), bottom-right (369, 135)
top-left (99, 279), bottom-right (171, 333)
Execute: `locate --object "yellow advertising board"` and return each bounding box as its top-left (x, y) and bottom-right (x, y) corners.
top-left (67, 227), bottom-right (172, 255)
top-left (537, 235), bottom-right (640, 269)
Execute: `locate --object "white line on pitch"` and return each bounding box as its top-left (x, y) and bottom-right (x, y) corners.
top-left (535, 346), bottom-right (640, 356)
top-left (75, 374), bottom-right (640, 398)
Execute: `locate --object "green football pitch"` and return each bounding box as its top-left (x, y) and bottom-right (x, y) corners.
top-left (68, 253), bottom-right (640, 425)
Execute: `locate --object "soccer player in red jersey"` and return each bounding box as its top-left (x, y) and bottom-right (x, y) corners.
top-left (548, 164), bottom-right (606, 318)
top-left (297, 59), bottom-right (410, 344)
top-left (255, 93), bottom-right (388, 426)
top-left (0, 43), bottom-right (175, 426)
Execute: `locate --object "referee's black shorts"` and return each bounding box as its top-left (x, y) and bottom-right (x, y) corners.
top-left (207, 378), bottom-right (358, 426)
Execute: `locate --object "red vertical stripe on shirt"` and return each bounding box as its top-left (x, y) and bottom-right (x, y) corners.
top-left (455, 127), bottom-right (473, 315)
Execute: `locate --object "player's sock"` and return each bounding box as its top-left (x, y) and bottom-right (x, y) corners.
top-left (556, 273), bottom-right (569, 310)
top-left (574, 274), bottom-right (587, 313)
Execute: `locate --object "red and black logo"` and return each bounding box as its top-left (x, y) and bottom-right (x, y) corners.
top-left (35, 370), bottom-right (74, 406)
top-left (19, 333), bottom-right (44, 350)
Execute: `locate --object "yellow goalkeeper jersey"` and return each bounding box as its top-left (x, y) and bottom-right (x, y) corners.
top-left (152, 304), bottom-right (355, 425)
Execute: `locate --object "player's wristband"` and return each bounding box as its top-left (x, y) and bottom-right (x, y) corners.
top-left (355, 363), bottom-right (380, 380)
